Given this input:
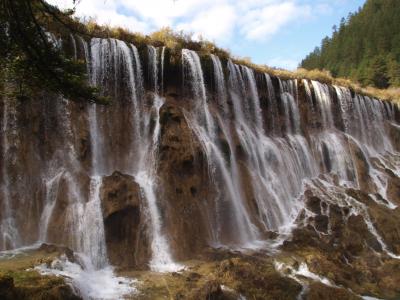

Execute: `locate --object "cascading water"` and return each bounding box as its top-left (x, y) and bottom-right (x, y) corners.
top-left (201, 55), bottom-right (398, 256)
top-left (1, 34), bottom-right (400, 299)
top-left (81, 37), bottom-right (180, 272)
top-left (81, 176), bottom-right (108, 269)
top-left (70, 34), bottom-right (77, 60)
top-left (0, 96), bottom-right (21, 250)
top-left (35, 38), bottom-right (139, 299)
top-left (243, 66), bottom-right (263, 131)
top-left (161, 46), bottom-right (166, 95)
top-left (226, 62), bottom-right (316, 233)
top-left (210, 54), bottom-right (228, 114)
top-left (311, 80), bottom-right (335, 129)
top-left (264, 73), bottom-right (280, 135)
top-left (136, 46), bottom-right (182, 272)
top-left (135, 95), bottom-right (182, 272)
top-left (38, 170), bottom-right (64, 242)
top-left (147, 45), bottom-right (159, 93)
top-left (183, 50), bottom-right (260, 247)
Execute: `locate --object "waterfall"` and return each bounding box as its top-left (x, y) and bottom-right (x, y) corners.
top-left (243, 66), bottom-right (263, 131)
top-left (38, 170), bottom-right (64, 242)
top-left (88, 38), bottom-right (106, 175)
top-left (135, 95), bottom-right (182, 272)
top-left (132, 45), bottom-right (182, 272)
top-left (147, 45), bottom-right (159, 93)
top-left (312, 81), bottom-right (334, 129)
top-left (129, 44), bottom-right (145, 152)
top-left (1, 35), bottom-right (399, 298)
top-left (265, 73), bottom-right (280, 135)
top-left (210, 54), bottom-right (228, 114)
top-left (63, 94), bottom-right (109, 270)
top-left (281, 82), bottom-right (301, 135)
top-left (225, 61), bottom-right (316, 233)
top-left (183, 49), bottom-right (261, 247)
top-left (77, 36), bottom-right (90, 75)
top-left (77, 38), bottom-right (111, 269)
top-left (33, 37), bottom-right (110, 271)
top-left (161, 46), bottom-right (166, 95)
top-left (182, 49), bottom-right (215, 134)
top-left (30, 37), bottom-right (138, 299)
top-left (0, 96), bottom-right (21, 250)
top-left (70, 34), bottom-right (77, 60)
top-left (87, 38), bottom-right (181, 272)
top-left (303, 79), bottom-right (314, 110)
top-left (131, 45), bottom-right (144, 98)
top-left (82, 176), bottom-right (108, 269)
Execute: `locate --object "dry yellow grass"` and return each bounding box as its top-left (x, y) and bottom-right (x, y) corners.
top-left (67, 18), bottom-right (400, 104)
top-left (229, 60), bottom-right (400, 104)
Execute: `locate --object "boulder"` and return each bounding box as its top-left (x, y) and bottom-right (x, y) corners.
top-left (100, 171), bottom-right (141, 219)
top-left (306, 282), bottom-right (361, 300)
top-left (100, 171), bottom-right (150, 268)
top-left (188, 280), bottom-right (225, 300)
top-left (0, 276), bottom-right (16, 300)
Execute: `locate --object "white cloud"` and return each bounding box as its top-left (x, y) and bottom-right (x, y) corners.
top-left (47, 0), bottom-right (317, 42)
top-left (46, 0), bottom-right (342, 69)
top-left (239, 1), bottom-right (311, 40)
top-left (47, 0), bottom-right (149, 32)
top-left (176, 4), bottom-right (236, 42)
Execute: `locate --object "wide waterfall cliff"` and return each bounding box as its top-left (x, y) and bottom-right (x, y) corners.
top-left (1, 36), bottom-right (400, 299)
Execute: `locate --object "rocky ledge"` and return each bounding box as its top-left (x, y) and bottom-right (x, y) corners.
top-left (0, 244), bottom-right (80, 300)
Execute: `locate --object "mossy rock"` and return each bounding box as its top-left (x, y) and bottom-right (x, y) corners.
top-left (217, 257), bottom-right (302, 300)
top-left (306, 282), bottom-right (361, 300)
top-left (0, 270), bottom-right (80, 300)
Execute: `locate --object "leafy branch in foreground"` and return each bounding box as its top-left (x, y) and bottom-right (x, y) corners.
top-left (0, 0), bottom-right (106, 103)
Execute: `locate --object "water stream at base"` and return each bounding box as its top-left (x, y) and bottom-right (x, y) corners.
top-left (37, 257), bottom-right (136, 300)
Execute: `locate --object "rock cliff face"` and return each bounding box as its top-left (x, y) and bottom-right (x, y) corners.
top-left (1, 36), bottom-right (400, 298)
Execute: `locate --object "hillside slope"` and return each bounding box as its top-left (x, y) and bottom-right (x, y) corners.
top-left (301, 0), bottom-right (400, 89)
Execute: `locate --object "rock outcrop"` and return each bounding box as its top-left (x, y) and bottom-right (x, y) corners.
top-left (0, 245), bottom-right (81, 300)
top-left (100, 172), bottom-right (150, 268)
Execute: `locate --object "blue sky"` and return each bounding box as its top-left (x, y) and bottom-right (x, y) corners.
top-left (49, 0), bottom-right (366, 70)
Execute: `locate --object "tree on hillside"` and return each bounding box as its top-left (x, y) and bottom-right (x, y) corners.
top-left (300, 0), bottom-right (400, 88)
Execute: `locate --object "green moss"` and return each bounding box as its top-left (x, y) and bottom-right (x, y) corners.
top-left (216, 257), bottom-right (302, 300)
top-left (0, 270), bottom-right (79, 300)
top-left (0, 247), bottom-right (80, 300)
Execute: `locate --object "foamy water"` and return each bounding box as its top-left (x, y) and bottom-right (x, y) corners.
top-left (36, 255), bottom-right (137, 300)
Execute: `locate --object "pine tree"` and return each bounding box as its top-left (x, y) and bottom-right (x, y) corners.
top-left (300, 0), bottom-right (400, 88)
top-left (387, 54), bottom-right (400, 86)
top-left (367, 55), bottom-right (389, 88)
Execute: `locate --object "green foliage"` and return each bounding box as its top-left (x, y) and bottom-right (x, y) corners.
top-left (0, 0), bottom-right (105, 103)
top-left (300, 0), bottom-right (400, 88)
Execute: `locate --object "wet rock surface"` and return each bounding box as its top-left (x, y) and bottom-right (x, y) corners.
top-left (100, 172), bottom-right (150, 268)
top-left (121, 254), bottom-right (302, 300)
top-left (279, 179), bottom-right (400, 300)
top-left (158, 100), bottom-right (213, 261)
top-left (0, 245), bottom-right (81, 300)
